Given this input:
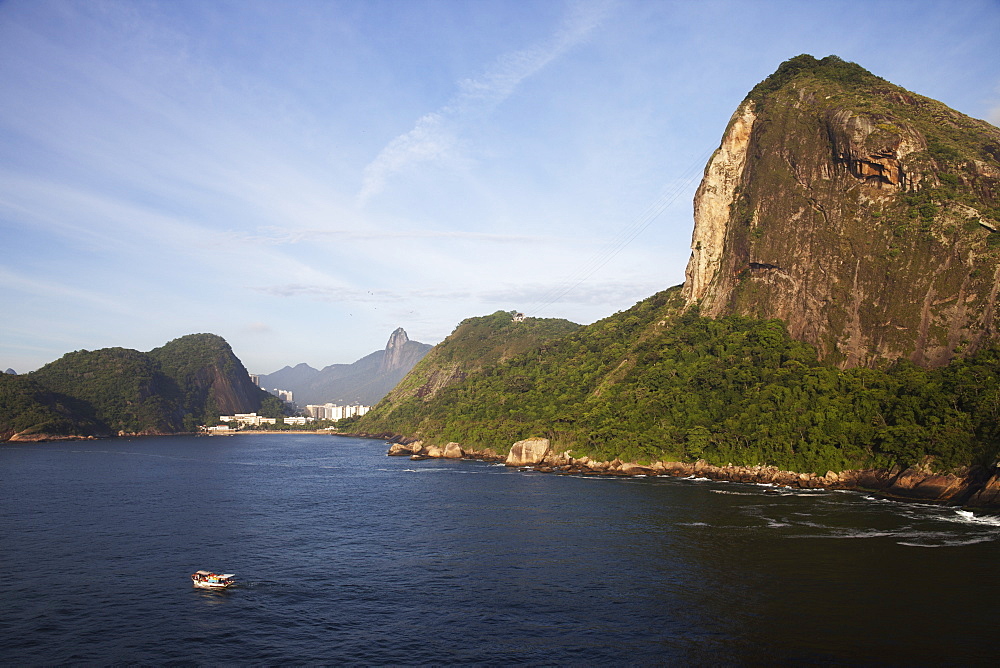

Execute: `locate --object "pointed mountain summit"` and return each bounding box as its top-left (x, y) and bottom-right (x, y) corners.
top-left (258, 328), bottom-right (432, 406)
top-left (379, 327), bottom-right (413, 373)
top-left (683, 54), bottom-right (1000, 368)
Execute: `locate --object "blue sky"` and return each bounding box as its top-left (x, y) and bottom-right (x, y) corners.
top-left (2, 0), bottom-right (998, 374)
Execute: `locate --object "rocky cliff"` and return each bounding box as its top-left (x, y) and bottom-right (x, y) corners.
top-left (149, 333), bottom-right (267, 424)
top-left (683, 55), bottom-right (1000, 368)
top-left (351, 57), bottom-right (1000, 507)
top-left (379, 327), bottom-right (415, 373)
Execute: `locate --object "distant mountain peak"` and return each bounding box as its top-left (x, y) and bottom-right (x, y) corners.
top-left (257, 328), bottom-right (432, 406)
top-left (387, 327), bottom-right (409, 347)
top-left (380, 327), bottom-right (412, 373)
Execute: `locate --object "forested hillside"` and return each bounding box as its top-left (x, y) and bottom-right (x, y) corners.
top-left (359, 55), bottom-right (1000, 478)
top-left (2, 333), bottom-right (281, 440)
top-left (365, 310), bottom-right (580, 429)
top-left (30, 347), bottom-right (183, 435)
top-left (149, 333), bottom-right (279, 429)
top-left (358, 288), bottom-right (1000, 475)
top-left (0, 373), bottom-right (106, 441)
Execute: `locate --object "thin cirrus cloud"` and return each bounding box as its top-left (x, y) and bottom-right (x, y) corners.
top-left (236, 225), bottom-right (552, 246)
top-left (356, 0), bottom-right (612, 206)
top-left (0, 266), bottom-right (128, 313)
top-left (252, 277), bottom-right (663, 309)
top-left (252, 283), bottom-right (469, 302)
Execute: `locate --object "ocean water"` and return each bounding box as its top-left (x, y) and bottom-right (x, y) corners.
top-left (1, 434), bottom-right (998, 665)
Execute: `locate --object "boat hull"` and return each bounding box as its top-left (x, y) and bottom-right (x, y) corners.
top-left (191, 571), bottom-right (236, 589)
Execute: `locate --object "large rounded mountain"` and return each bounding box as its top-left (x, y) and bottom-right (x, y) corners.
top-left (683, 55), bottom-right (1000, 368)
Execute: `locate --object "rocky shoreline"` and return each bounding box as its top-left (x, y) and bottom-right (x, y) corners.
top-left (3, 432), bottom-right (105, 443)
top-left (386, 436), bottom-right (1000, 510)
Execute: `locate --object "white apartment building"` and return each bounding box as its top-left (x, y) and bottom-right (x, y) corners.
top-left (303, 403), bottom-right (371, 420)
top-left (270, 389), bottom-right (294, 403)
top-left (219, 413), bottom-right (277, 426)
top-left (283, 416), bottom-right (314, 426)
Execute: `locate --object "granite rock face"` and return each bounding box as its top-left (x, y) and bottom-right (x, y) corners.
top-left (505, 438), bottom-right (551, 466)
top-left (682, 55), bottom-right (1000, 368)
top-left (442, 442), bottom-right (464, 459)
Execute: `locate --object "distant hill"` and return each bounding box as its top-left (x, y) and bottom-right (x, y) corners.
top-left (1, 333), bottom-right (283, 441)
top-left (358, 310), bottom-right (581, 435)
top-left (258, 328), bottom-right (433, 406)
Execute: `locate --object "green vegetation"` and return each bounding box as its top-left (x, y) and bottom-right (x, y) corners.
top-left (748, 54), bottom-right (885, 102)
top-left (244, 418), bottom-right (341, 431)
top-left (361, 57), bottom-right (1000, 474)
top-left (258, 394), bottom-right (288, 419)
top-left (358, 290), bottom-right (1000, 475)
top-left (0, 373), bottom-right (104, 439)
top-left (365, 311), bottom-right (580, 427)
top-left (30, 347), bottom-right (183, 434)
top-left (428, 310), bottom-right (580, 370)
top-left (149, 333), bottom-right (253, 429)
top-left (4, 334), bottom-right (275, 439)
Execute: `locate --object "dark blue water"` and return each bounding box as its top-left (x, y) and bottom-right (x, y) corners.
top-left (2, 434), bottom-right (999, 665)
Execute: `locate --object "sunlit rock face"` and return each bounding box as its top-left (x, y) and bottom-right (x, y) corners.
top-left (505, 438), bottom-right (550, 466)
top-left (682, 55), bottom-right (1000, 368)
top-left (683, 103), bottom-right (757, 305)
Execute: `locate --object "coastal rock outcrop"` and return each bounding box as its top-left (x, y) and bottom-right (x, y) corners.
top-left (387, 440), bottom-right (423, 456)
top-left (442, 442), bottom-right (464, 459)
top-left (505, 438), bottom-right (551, 466)
top-left (967, 471), bottom-right (1000, 507)
top-left (385, 438), bottom-right (1000, 508)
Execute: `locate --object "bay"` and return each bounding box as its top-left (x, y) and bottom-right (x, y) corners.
top-left (1, 434), bottom-right (998, 665)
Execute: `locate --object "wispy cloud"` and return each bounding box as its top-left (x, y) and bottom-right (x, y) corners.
top-left (234, 225), bottom-right (550, 246)
top-left (0, 266), bottom-right (128, 314)
top-left (251, 284), bottom-right (409, 302)
top-left (243, 321), bottom-right (273, 334)
top-left (251, 277), bottom-right (661, 309)
top-left (356, 0), bottom-right (611, 206)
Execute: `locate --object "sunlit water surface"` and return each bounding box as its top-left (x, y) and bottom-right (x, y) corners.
top-left (2, 434), bottom-right (998, 664)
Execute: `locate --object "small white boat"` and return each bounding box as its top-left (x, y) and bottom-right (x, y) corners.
top-left (191, 570), bottom-right (236, 589)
